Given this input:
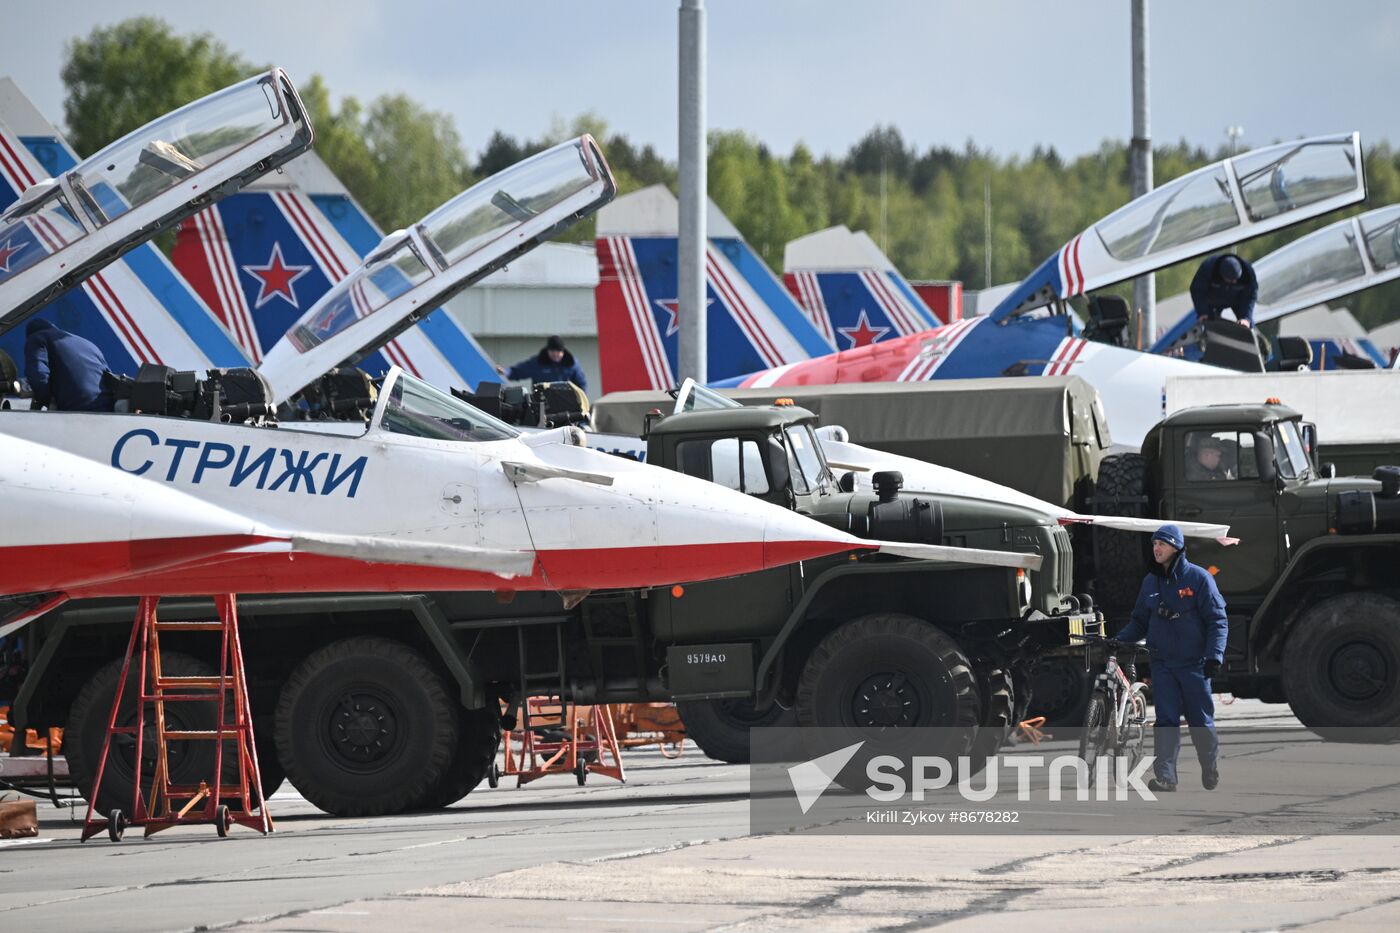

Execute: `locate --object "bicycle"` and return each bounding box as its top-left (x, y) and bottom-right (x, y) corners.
top-left (1075, 635), bottom-right (1150, 787)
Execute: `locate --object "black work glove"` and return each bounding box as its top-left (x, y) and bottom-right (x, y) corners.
top-left (1203, 659), bottom-right (1221, 679)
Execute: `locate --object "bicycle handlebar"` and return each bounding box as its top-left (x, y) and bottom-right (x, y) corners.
top-left (1076, 634), bottom-right (1149, 652)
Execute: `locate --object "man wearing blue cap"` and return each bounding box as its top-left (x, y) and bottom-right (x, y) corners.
top-left (1116, 524), bottom-right (1228, 792)
top-left (1190, 253), bottom-right (1258, 328)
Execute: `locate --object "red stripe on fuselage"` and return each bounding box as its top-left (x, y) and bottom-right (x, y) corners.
top-left (0, 535), bottom-right (280, 596)
top-left (49, 539), bottom-right (871, 599)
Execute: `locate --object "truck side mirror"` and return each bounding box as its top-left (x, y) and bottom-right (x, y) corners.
top-left (1321, 462), bottom-right (1337, 479)
top-left (1254, 432), bottom-right (1278, 484)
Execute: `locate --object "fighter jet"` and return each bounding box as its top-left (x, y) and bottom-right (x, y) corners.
top-left (0, 136), bottom-right (1037, 630)
top-left (722, 134), bottom-right (1368, 448)
top-left (0, 69), bottom-right (313, 336)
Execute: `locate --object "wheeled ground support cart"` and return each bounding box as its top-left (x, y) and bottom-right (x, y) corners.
top-left (80, 595), bottom-right (272, 841)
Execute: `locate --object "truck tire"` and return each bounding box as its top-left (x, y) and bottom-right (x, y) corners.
top-left (275, 638), bottom-right (458, 816)
top-left (1027, 653), bottom-right (1094, 727)
top-left (967, 668), bottom-right (1014, 771)
top-left (1283, 593), bottom-right (1400, 741)
top-left (796, 614), bottom-right (981, 770)
top-left (423, 706), bottom-right (502, 808)
top-left (1093, 453), bottom-right (1150, 620)
top-left (676, 699), bottom-right (796, 764)
top-left (65, 653), bottom-right (221, 817)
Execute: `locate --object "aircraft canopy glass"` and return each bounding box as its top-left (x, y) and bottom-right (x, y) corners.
top-left (1096, 168), bottom-right (1239, 261)
top-left (1094, 135), bottom-right (1359, 263)
top-left (1256, 223), bottom-right (1366, 308)
top-left (675, 378), bottom-right (743, 412)
top-left (378, 369), bottom-right (519, 442)
top-left (64, 73), bottom-right (295, 226)
top-left (1361, 205), bottom-right (1400, 271)
top-left (1232, 136), bottom-right (1359, 223)
top-left (416, 138), bottom-right (603, 270)
top-left (0, 185), bottom-right (85, 281)
top-left (287, 237), bottom-right (433, 351)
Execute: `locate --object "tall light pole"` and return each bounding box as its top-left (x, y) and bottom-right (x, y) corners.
top-left (1130, 0), bottom-right (1155, 347)
top-left (1225, 125), bottom-right (1244, 156)
top-left (678, 0), bottom-right (707, 383)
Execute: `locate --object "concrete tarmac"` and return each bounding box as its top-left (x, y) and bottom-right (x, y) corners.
top-left (4, 700), bottom-right (1399, 932)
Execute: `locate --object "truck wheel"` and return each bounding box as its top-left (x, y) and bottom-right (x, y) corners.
top-left (795, 614), bottom-right (981, 768)
top-left (1093, 453), bottom-right (1150, 619)
top-left (1027, 654), bottom-right (1094, 726)
top-left (275, 638), bottom-right (458, 816)
top-left (676, 699), bottom-right (795, 764)
top-left (1283, 593), bottom-right (1400, 740)
top-left (65, 653), bottom-right (220, 817)
top-left (967, 668), bottom-right (1014, 772)
top-left (422, 707), bottom-right (502, 808)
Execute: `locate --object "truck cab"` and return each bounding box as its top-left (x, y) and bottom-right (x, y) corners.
top-left (1096, 400), bottom-right (1400, 731)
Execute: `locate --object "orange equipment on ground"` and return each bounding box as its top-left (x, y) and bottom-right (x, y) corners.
top-left (491, 696), bottom-right (625, 788)
top-left (80, 595), bottom-right (272, 841)
top-left (610, 703), bottom-right (686, 758)
top-left (0, 707), bottom-right (61, 756)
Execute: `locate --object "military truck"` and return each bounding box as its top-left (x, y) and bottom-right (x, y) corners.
top-left (1091, 400), bottom-right (1400, 737)
top-left (4, 394), bottom-right (1091, 816)
top-left (1165, 370), bottom-right (1400, 478)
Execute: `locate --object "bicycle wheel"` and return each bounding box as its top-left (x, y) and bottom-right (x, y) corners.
top-left (1119, 691), bottom-right (1148, 780)
top-left (1078, 690), bottom-right (1111, 788)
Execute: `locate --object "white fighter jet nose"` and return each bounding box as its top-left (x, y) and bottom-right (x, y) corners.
top-left (761, 508), bottom-right (869, 569)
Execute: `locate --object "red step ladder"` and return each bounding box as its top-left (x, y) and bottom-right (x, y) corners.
top-left (81, 594), bottom-right (273, 841)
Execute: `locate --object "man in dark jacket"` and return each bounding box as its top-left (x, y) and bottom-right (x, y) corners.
top-left (1190, 254), bottom-right (1258, 327)
top-left (1117, 524), bottom-right (1228, 792)
top-left (496, 335), bottom-right (588, 392)
top-left (23, 319), bottom-right (114, 411)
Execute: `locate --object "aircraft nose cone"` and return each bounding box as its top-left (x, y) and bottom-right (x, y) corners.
top-left (761, 508), bottom-right (872, 568)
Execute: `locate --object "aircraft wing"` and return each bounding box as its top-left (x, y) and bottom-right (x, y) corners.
top-left (0, 69), bottom-right (312, 334)
top-left (991, 133), bottom-right (1366, 322)
top-left (820, 437), bottom-right (1233, 542)
top-left (258, 135), bottom-right (617, 404)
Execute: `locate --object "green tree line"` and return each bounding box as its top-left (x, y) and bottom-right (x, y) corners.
top-left (60, 18), bottom-right (1400, 330)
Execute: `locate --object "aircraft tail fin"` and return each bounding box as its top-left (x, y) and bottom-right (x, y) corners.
top-left (594, 185), bottom-right (833, 393)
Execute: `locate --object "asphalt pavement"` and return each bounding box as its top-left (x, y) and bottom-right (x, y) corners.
top-left (4, 700), bottom-right (1399, 932)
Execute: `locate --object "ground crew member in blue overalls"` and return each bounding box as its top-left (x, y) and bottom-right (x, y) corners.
top-left (1116, 524), bottom-right (1228, 792)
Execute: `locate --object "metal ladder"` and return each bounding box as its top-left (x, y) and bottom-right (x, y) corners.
top-left (80, 595), bottom-right (273, 841)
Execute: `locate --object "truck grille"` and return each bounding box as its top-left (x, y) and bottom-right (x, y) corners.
top-left (1050, 525), bottom-right (1075, 601)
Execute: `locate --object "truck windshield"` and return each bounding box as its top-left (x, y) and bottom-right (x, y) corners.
top-left (1274, 421), bottom-right (1312, 480)
top-left (379, 371), bottom-right (518, 442)
top-left (785, 424), bottom-right (830, 493)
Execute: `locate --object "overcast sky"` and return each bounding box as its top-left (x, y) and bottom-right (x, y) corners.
top-left (6, 1), bottom-right (1398, 162)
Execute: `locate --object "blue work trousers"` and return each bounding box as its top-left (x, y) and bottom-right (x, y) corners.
top-left (1150, 660), bottom-right (1218, 784)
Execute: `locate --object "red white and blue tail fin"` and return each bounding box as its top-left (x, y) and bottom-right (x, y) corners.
top-left (594, 185), bottom-right (834, 392)
top-left (782, 226), bottom-right (943, 348)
